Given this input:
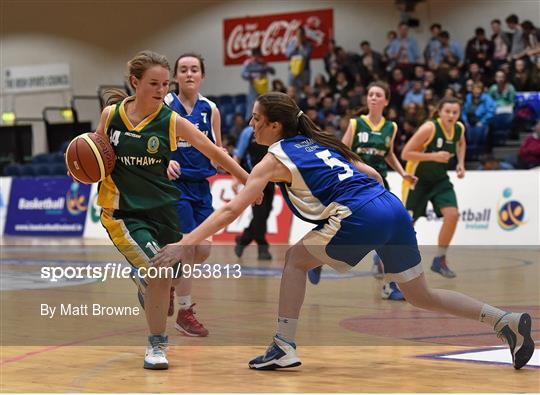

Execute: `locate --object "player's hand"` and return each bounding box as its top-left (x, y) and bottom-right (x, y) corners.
top-left (253, 193), bottom-right (264, 206)
top-left (403, 173), bottom-right (418, 185)
top-left (151, 241), bottom-right (194, 269)
top-left (432, 151), bottom-right (452, 163)
top-left (231, 178), bottom-right (242, 194)
top-left (456, 163), bottom-right (466, 179)
top-left (167, 160), bottom-right (181, 180)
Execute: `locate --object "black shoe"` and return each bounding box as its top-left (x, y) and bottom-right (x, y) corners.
top-left (258, 245), bottom-right (272, 260)
top-left (496, 312), bottom-right (535, 369)
top-left (235, 236), bottom-right (247, 258)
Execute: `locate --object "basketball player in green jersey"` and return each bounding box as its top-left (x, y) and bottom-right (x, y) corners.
top-left (307, 82), bottom-right (417, 301)
top-left (401, 97), bottom-right (466, 278)
top-left (94, 51), bottom-right (249, 370)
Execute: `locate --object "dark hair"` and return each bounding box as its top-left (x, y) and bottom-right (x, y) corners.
top-left (438, 31), bottom-right (450, 39)
top-left (430, 23), bottom-right (442, 30)
top-left (521, 20), bottom-right (536, 33)
top-left (360, 40), bottom-right (370, 47)
top-left (256, 92), bottom-right (361, 163)
top-left (475, 27), bottom-right (485, 36)
top-left (103, 50), bottom-right (170, 106)
top-left (506, 14), bottom-right (518, 24)
top-left (491, 19), bottom-right (501, 25)
top-left (432, 97), bottom-right (462, 118)
top-left (251, 47), bottom-right (262, 57)
top-left (173, 52), bottom-right (205, 77)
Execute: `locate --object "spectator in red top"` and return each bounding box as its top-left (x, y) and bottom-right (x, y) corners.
top-left (518, 120), bottom-right (540, 169)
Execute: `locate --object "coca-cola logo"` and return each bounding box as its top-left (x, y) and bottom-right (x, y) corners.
top-left (226, 19), bottom-right (302, 60)
top-left (223, 9), bottom-right (333, 65)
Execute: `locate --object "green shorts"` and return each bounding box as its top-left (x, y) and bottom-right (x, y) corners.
top-left (403, 177), bottom-right (457, 221)
top-left (101, 205), bottom-right (182, 269)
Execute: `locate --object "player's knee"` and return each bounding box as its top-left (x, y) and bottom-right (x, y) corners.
top-left (195, 243), bottom-right (211, 262)
top-left (443, 208), bottom-right (459, 223)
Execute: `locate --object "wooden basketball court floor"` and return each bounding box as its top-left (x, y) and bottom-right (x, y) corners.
top-left (1, 236), bottom-right (539, 393)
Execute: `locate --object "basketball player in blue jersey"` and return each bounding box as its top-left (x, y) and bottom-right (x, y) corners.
top-left (164, 53), bottom-right (219, 337)
top-left (152, 92), bottom-right (534, 371)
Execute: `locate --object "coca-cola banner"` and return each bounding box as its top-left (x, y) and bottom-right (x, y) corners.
top-left (223, 8), bottom-right (333, 65)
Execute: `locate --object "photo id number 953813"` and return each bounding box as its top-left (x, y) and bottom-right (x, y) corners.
top-left (182, 263), bottom-right (241, 279)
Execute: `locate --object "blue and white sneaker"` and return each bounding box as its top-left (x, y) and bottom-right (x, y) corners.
top-left (307, 266), bottom-right (322, 285)
top-left (381, 282), bottom-right (405, 301)
top-left (144, 335), bottom-right (169, 370)
top-left (495, 312), bottom-right (535, 369)
top-left (431, 255), bottom-right (456, 278)
top-left (371, 253), bottom-right (384, 279)
top-left (248, 336), bottom-right (302, 370)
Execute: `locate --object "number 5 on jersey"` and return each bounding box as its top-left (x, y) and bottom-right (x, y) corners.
top-left (316, 149), bottom-right (353, 181)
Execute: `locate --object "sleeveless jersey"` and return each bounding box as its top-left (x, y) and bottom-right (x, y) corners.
top-left (97, 97), bottom-right (180, 211)
top-left (350, 115), bottom-right (397, 178)
top-left (268, 135), bottom-right (385, 224)
top-left (164, 92), bottom-right (217, 180)
top-left (405, 118), bottom-right (464, 182)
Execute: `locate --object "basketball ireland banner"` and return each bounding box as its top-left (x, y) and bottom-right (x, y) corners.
top-left (223, 9), bottom-right (333, 65)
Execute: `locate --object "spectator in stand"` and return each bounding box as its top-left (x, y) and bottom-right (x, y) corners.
top-left (489, 70), bottom-right (516, 108)
top-left (511, 20), bottom-right (540, 62)
top-left (462, 81), bottom-right (496, 153)
top-left (386, 22), bottom-right (420, 76)
top-left (424, 23), bottom-right (442, 69)
top-left (394, 118), bottom-right (418, 164)
top-left (530, 58), bottom-right (540, 90)
top-left (389, 67), bottom-right (409, 108)
top-left (229, 112), bottom-right (247, 141)
top-left (286, 26), bottom-right (312, 90)
top-left (323, 39), bottom-right (337, 75)
top-left (465, 62), bottom-right (488, 86)
top-left (383, 30), bottom-right (398, 72)
top-left (347, 83), bottom-right (365, 108)
top-left (241, 47), bottom-right (275, 120)
top-left (331, 70), bottom-right (351, 97)
top-left (506, 14), bottom-right (525, 60)
top-left (305, 106), bottom-right (321, 127)
top-left (403, 79), bottom-right (425, 108)
top-left (423, 69), bottom-right (437, 92)
top-left (464, 79), bottom-right (474, 98)
top-left (446, 66), bottom-right (464, 96)
top-left (511, 59), bottom-right (531, 91)
top-left (423, 88), bottom-right (437, 110)
top-left (444, 87), bottom-right (457, 98)
top-left (313, 73), bottom-right (329, 94)
top-left (436, 31), bottom-right (464, 70)
top-left (272, 79), bottom-right (287, 94)
top-left (465, 28), bottom-right (494, 73)
top-left (360, 40), bottom-right (384, 80)
top-left (318, 94), bottom-right (337, 122)
top-left (403, 102), bottom-right (426, 127)
top-left (491, 19), bottom-right (511, 71)
top-left (518, 120), bottom-right (540, 168)
top-left (286, 85), bottom-right (300, 104)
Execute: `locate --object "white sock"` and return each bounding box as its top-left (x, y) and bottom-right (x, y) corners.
top-left (277, 316), bottom-right (298, 343)
top-left (479, 304), bottom-right (508, 330)
top-left (437, 246), bottom-right (448, 257)
top-left (178, 295), bottom-right (192, 310)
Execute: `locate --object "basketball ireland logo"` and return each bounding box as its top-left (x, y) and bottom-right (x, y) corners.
top-left (497, 188), bottom-right (526, 231)
top-left (66, 182), bottom-right (88, 216)
top-left (146, 136), bottom-right (160, 154)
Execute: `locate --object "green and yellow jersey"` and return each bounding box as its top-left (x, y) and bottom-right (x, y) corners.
top-left (98, 96), bottom-right (180, 211)
top-left (404, 118), bottom-right (464, 183)
top-left (350, 115), bottom-right (397, 178)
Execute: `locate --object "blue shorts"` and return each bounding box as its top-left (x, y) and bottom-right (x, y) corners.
top-left (174, 179), bottom-right (214, 233)
top-left (303, 190), bottom-right (423, 283)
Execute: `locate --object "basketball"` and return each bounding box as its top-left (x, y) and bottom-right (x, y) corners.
top-left (65, 132), bottom-right (116, 184)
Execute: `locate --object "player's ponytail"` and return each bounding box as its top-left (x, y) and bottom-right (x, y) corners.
top-left (256, 92), bottom-right (361, 164)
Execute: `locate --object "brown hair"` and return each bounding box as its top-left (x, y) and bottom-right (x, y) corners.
top-left (431, 96), bottom-right (462, 118)
top-left (103, 50), bottom-right (170, 106)
top-left (352, 81), bottom-right (391, 116)
top-left (173, 52), bottom-right (206, 77)
top-left (256, 92), bottom-right (361, 164)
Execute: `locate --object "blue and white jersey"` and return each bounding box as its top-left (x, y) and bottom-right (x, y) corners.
top-left (164, 92), bottom-right (217, 180)
top-left (268, 135), bottom-right (385, 224)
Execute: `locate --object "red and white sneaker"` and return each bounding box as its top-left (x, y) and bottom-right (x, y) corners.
top-left (175, 304), bottom-right (209, 337)
top-left (168, 287), bottom-right (175, 317)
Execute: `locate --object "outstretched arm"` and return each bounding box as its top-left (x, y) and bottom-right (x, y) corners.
top-left (151, 154), bottom-right (281, 267)
top-left (176, 116), bottom-right (249, 184)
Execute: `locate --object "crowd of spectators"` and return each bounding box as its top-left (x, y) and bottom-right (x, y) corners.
top-left (227, 14), bottom-right (540, 168)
